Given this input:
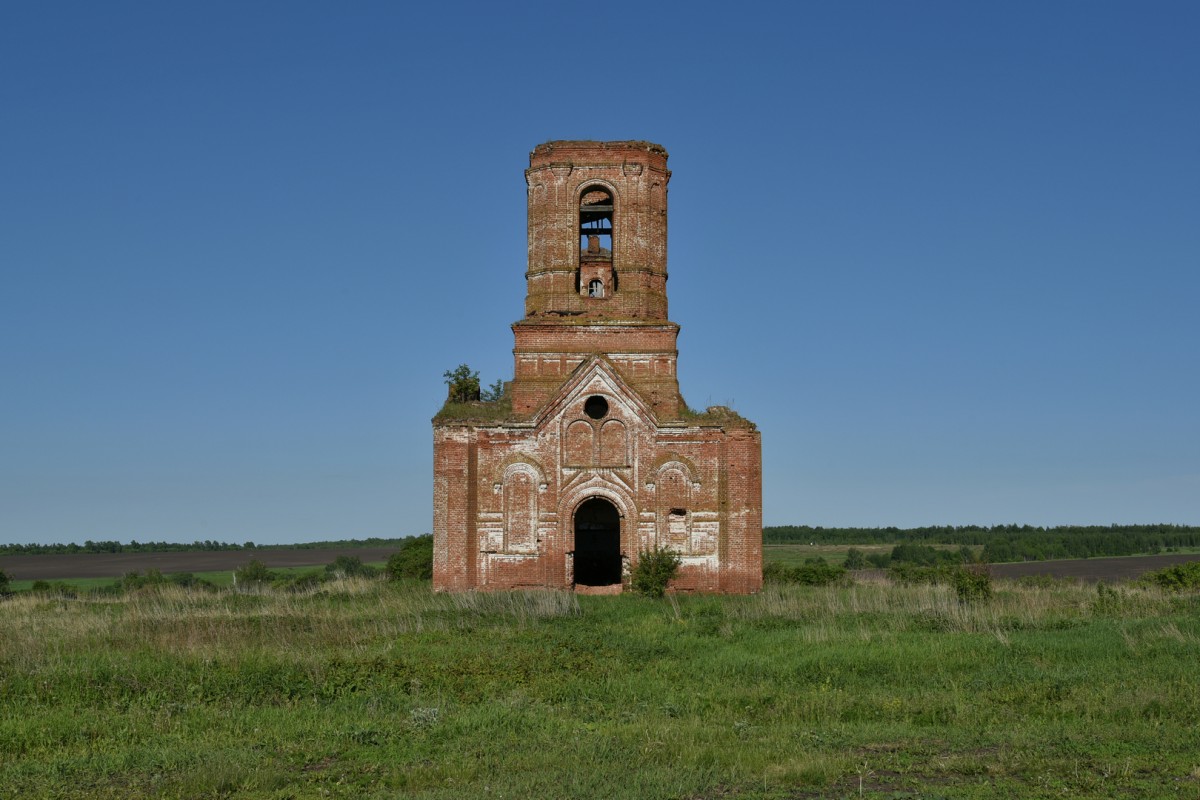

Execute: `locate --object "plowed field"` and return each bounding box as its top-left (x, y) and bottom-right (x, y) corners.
top-left (986, 552), bottom-right (1200, 582)
top-left (0, 547), bottom-right (400, 581)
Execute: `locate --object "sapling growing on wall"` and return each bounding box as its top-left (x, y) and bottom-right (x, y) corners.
top-left (444, 365), bottom-right (504, 403)
top-left (443, 364), bottom-right (481, 403)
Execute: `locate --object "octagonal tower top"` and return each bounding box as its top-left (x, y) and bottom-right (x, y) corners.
top-left (528, 140), bottom-right (669, 169)
top-left (523, 140), bottom-right (672, 321)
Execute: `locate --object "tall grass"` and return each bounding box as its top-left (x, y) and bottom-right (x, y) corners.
top-left (1, 578), bottom-right (1198, 799)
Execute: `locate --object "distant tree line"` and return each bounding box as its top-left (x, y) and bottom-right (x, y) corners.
top-left (0, 536), bottom-right (414, 556)
top-left (764, 524), bottom-right (1200, 562)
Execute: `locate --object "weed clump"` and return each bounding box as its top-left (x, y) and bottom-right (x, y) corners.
top-left (950, 564), bottom-right (993, 603)
top-left (166, 572), bottom-right (216, 590)
top-left (1015, 574), bottom-right (1065, 588)
top-left (630, 547), bottom-right (681, 598)
top-left (30, 579), bottom-right (77, 597)
top-left (270, 571), bottom-right (321, 592)
top-left (887, 562), bottom-right (958, 585)
top-left (119, 568), bottom-right (169, 591)
top-left (234, 559), bottom-right (277, 588)
top-left (1091, 582), bottom-right (1131, 615)
top-left (1141, 560), bottom-right (1200, 592)
top-left (325, 555), bottom-right (377, 580)
top-left (889, 562), bottom-right (993, 603)
top-left (764, 558), bottom-right (847, 586)
top-left (843, 548), bottom-right (867, 570)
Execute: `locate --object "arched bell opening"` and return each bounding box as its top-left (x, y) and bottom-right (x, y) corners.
top-left (578, 185), bottom-right (615, 299)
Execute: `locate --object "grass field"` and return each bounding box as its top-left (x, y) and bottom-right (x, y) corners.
top-left (763, 543), bottom-right (892, 566)
top-left (2, 578), bottom-right (1198, 799)
top-left (762, 543), bottom-right (978, 567)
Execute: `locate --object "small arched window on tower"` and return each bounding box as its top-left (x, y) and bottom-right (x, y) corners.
top-left (579, 187), bottom-right (614, 298)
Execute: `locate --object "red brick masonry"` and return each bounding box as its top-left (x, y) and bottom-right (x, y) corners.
top-left (433, 141), bottom-right (762, 593)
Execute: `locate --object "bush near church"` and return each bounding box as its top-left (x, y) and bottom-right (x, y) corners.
top-left (387, 535), bottom-right (434, 581)
top-left (630, 547), bottom-right (681, 598)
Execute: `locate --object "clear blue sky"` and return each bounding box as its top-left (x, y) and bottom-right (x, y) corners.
top-left (2, 2), bottom-right (1197, 546)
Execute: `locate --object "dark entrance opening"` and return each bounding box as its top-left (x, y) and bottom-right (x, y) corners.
top-left (573, 497), bottom-right (621, 586)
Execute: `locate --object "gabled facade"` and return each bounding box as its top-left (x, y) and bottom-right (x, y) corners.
top-left (432, 141), bottom-right (761, 593)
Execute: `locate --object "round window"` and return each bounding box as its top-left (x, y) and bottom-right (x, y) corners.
top-left (583, 395), bottom-right (609, 420)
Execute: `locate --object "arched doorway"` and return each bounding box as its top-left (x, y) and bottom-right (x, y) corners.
top-left (573, 497), bottom-right (621, 586)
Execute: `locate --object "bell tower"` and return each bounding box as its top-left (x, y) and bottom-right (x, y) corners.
top-left (511, 140), bottom-right (682, 417)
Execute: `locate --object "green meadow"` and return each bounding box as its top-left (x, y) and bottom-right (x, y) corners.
top-left (2, 578), bottom-right (1198, 799)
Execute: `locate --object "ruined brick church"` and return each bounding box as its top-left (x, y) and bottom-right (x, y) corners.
top-left (433, 140), bottom-right (761, 593)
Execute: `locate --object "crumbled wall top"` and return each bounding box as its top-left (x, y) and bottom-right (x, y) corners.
top-left (530, 140), bottom-right (667, 158)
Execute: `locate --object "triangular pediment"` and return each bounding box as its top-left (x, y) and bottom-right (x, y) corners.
top-left (528, 355), bottom-right (659, 431)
